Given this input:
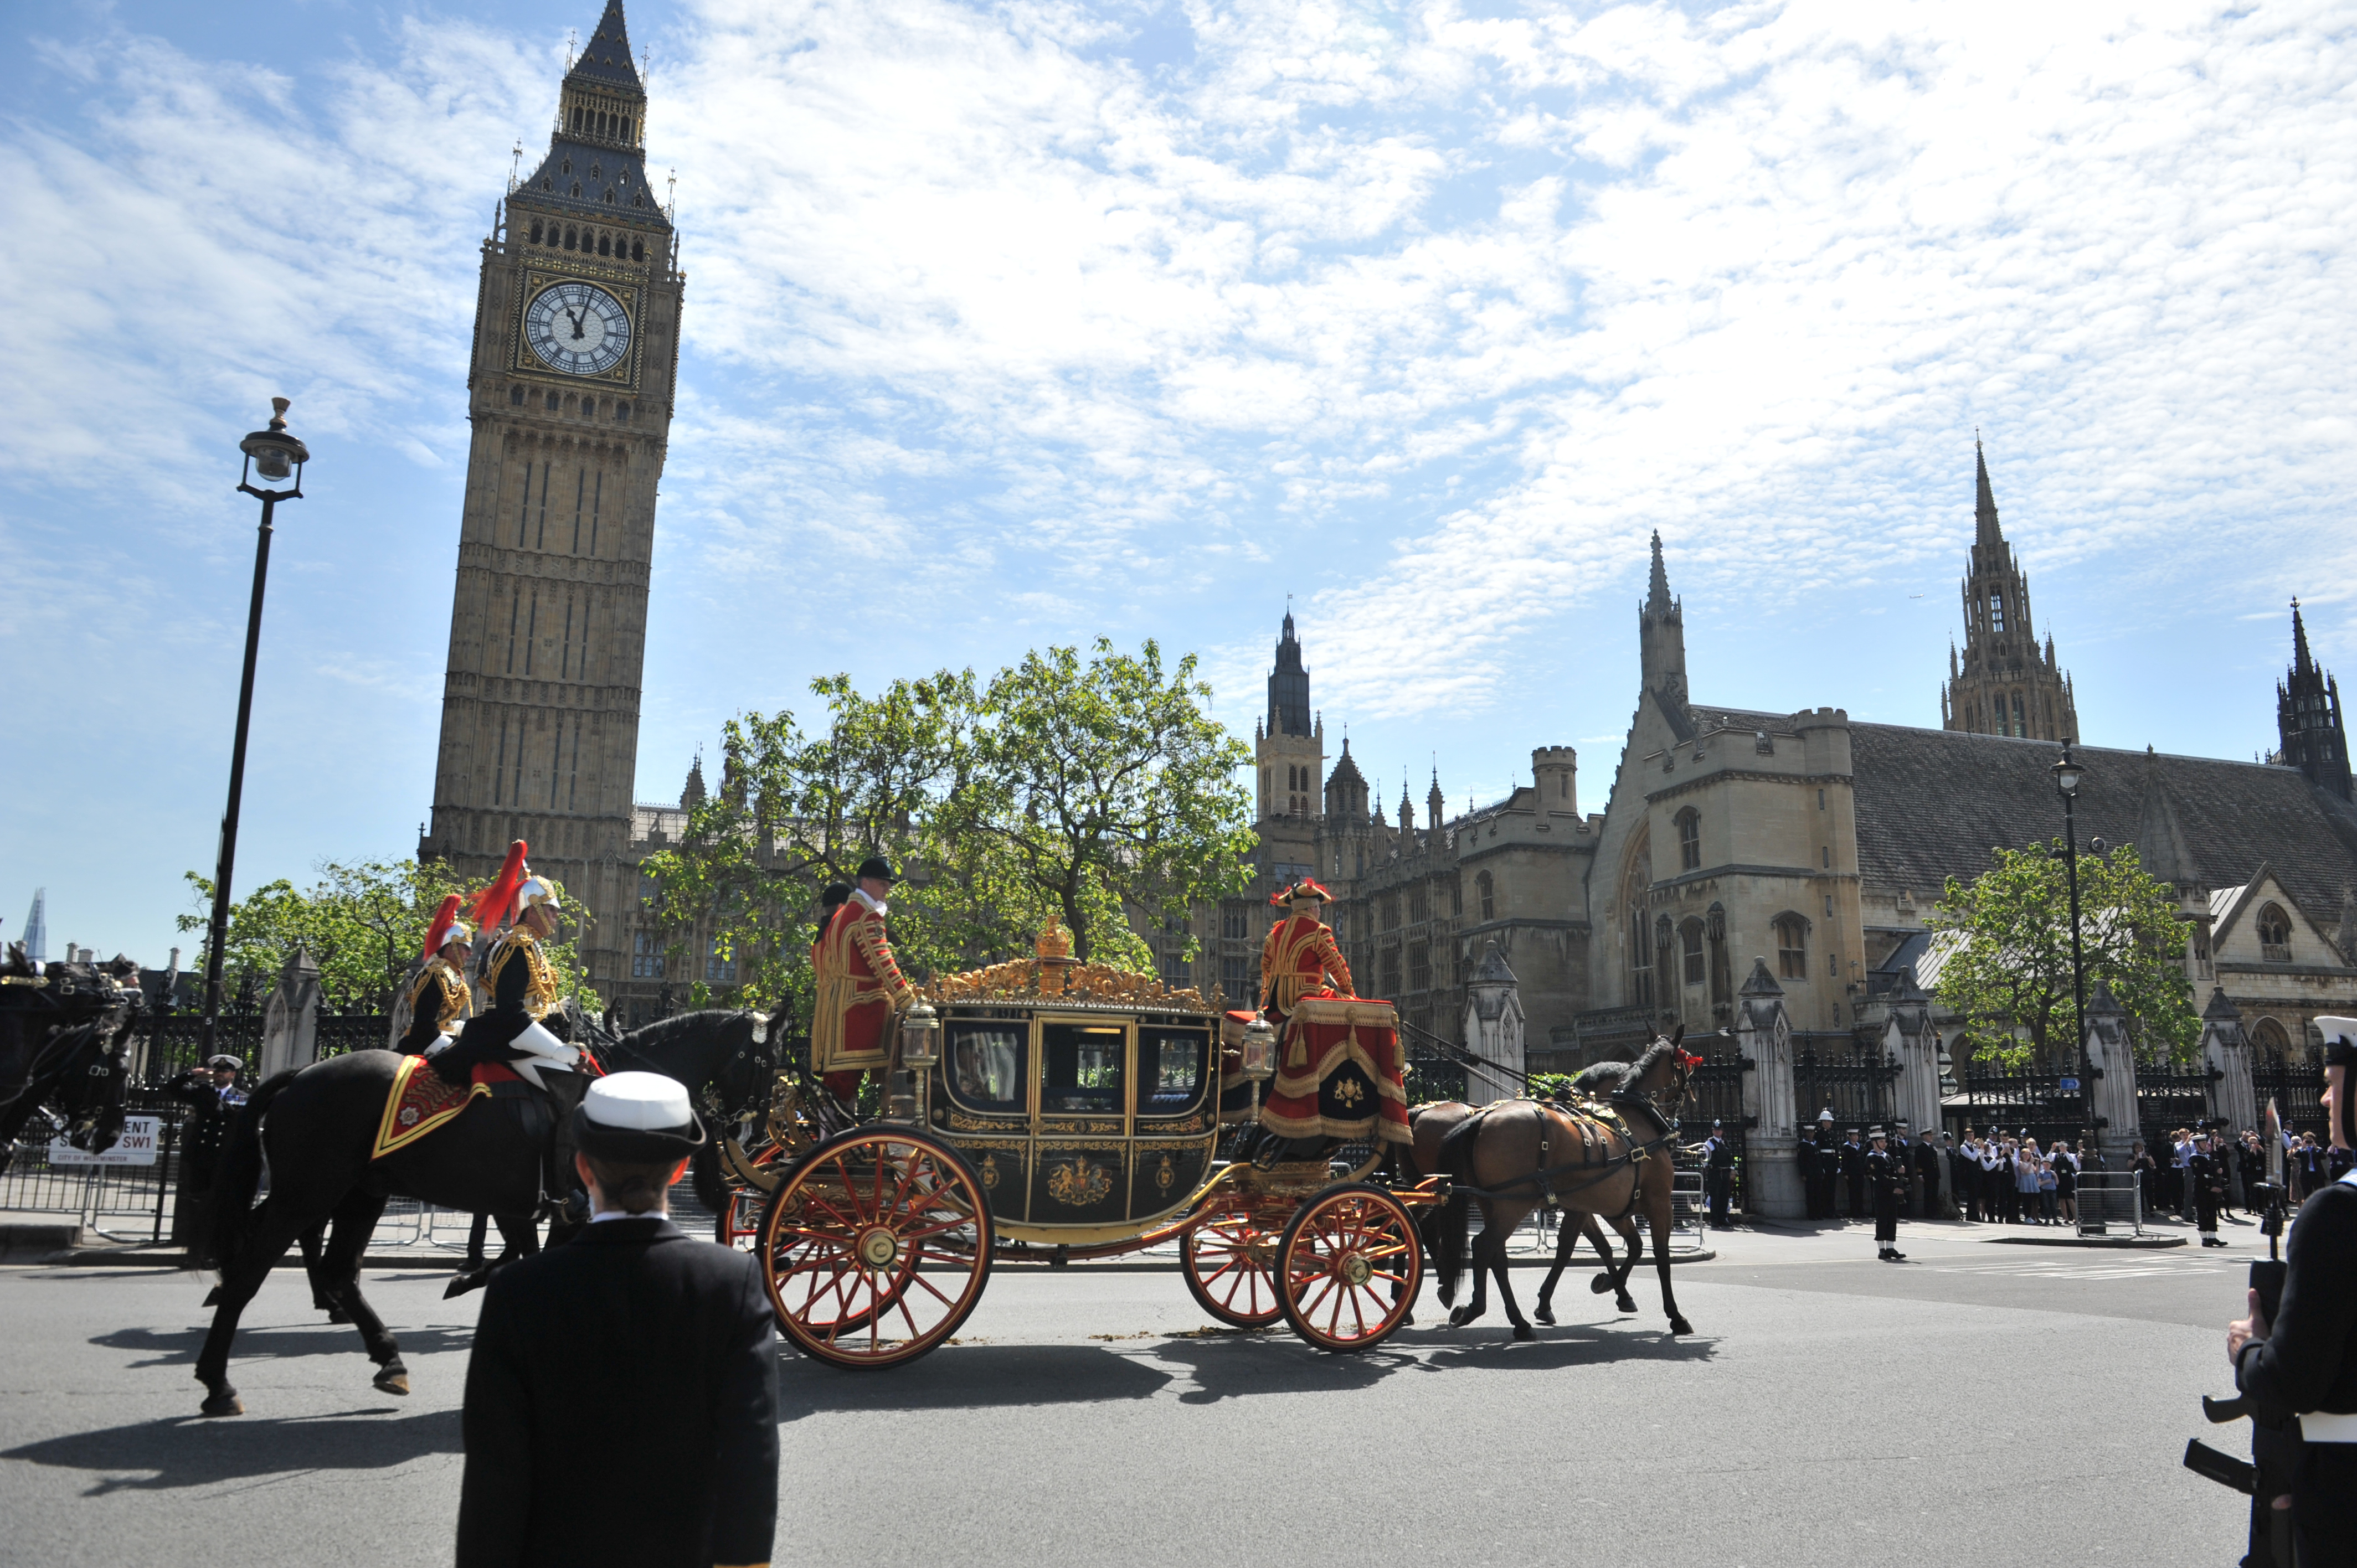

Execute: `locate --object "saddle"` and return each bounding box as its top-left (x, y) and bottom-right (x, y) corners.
top-left (372, 1055), bottom-right (586, 1164)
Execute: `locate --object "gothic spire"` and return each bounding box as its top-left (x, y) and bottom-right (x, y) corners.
top-left (1975, 436), bottom-right (2003, 550)
top-left (566, 1), bottom-right (643, 92)
top-left (1645, 529), bottom-right (1674, 615)
top-left (2293, 597), bottom-right (2315, 679)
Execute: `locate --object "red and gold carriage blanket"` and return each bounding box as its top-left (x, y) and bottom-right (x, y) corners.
top-left (372, 1054), bottom-right (521, 1160)
top-left (1257, 994), bottom-right (1412, 1147)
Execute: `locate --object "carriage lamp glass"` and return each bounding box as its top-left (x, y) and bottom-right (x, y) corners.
top-left (239, 397), bottom-right (310, 484)
top-left (899, 1002), bottom-right (940, 1070)
top-left (1241, 1017), bottom-right (1278, 1081)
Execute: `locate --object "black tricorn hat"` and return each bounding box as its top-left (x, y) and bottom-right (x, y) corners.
top-left (572, 1071), bottom-right (708, 1162)
top-left (855, 855), bottom-right (899, 884)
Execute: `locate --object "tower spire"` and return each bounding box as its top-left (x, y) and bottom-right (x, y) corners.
top-left (1645, 529), bottom-right (1674, 614)
top-left (1974, 436), bottom-right (2003, 549)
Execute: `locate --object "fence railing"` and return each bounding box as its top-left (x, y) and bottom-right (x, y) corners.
top-left (2075, 1170), bottom-right (2142, 1237)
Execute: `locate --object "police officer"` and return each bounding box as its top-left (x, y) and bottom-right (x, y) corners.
top-left (1866, 1125), bottom-right (1906, 1261)
top-left (2230, 1016), bottom-right (2357, 1566)
top-left (1810, 1109), bottom-right (1839, 1219)
top-left (1918, 1130), bottom-right (1947, 1219)
top-left (1700, 1121), bottom-right (1735, 1229)
top-left (2191, 1129), bottom-right (2227, 1248)
top-left (458, 1072), bottom-right (778, 1567)
top-left (1795, 1123), bottom-right (1820, 1220)
top-left (1840, 1126), bottom-right (1868, 1219)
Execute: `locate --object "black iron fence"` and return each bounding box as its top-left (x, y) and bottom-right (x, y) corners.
top-left (1684, 1048), bottom-right (1751, 1210)
top-left (1954, 1067), bottom-right (2090, 1148)
top-left (1794, 1044), bottom-right (1902, 1133)
top-left (2252, 1053), bottom-right (2326, 1138)
top-left (2136, 1062), bottom-right (2219, 1149)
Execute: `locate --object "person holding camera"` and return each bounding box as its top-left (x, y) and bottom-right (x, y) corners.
top-left (2227, 1017), bottom-right (2357, 1566)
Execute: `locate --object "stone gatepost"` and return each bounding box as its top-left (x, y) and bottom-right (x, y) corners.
top-left (1736, 957), bottom-right (1803, 1218)
top-left (2200, 987), bottom-right (2256, 1135)
top-left (1460, 940), bottom-right (1524, 1108)
top-left (259, 943), bottom-right (321, 1080)
top-left (2083, 978), bottom-right (2141, 1169)
top-left (1883, 967), bottom-right (1944, 1150)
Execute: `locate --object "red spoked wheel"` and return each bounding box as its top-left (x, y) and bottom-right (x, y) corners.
top-left (759, 1127), bottom-right (992, 1369)
top-left (1179, 1196), bottom-right (1289, 1328)
top-left (1275, 1183), bottom-right (1422, 1354)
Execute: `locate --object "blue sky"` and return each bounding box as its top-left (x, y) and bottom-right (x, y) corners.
top-left (6, 0), bottom-right (2354, 962)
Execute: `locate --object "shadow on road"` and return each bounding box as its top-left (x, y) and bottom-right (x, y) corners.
top-left (778, 1343), bottom-right (1173, 1421)
top-left (92, 1322), bottom-right (479, 1369)
top-left (2, 1407), bottom-right (461, 1494)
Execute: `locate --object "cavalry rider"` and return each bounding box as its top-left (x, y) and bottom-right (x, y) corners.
top-left (811, 856), bottom-right (916, 1102)
top-left (399, 894), bottom-right (475, 1058)
top-left (1257, 879), bottom-right (1355, 1039)
top-left (430, 842), bottom-right (579, 1091)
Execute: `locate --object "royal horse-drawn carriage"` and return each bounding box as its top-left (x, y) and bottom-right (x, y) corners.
top-left (716, 941), bottom-right (1450, 1368)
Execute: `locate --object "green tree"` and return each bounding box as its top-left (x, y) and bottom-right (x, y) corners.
top-left (644, 638), bottom-right (1257, 1024)
top-left (178, 859), bottom-right (594, 1010)
top-left (1931, 840), bottom-right (2199, 1069)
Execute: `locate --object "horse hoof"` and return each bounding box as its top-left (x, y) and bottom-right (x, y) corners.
top-left (1533, 1305), bottom-right (1556, 1325)
top-left (1669, 1317), bottom-right (1694, 1337)
top-left (1589, 1274), bottom-right (1614, 1295)
top-left (1448, 1306), bottom-right (1476, 1328)
top-left (443, 1270), bottom-right (489, 1301)
top-left (1616, 1297), bottom-right (1639, 1315)
top-left (202, 1286), bottom-right (222, 1308)
top-left (1398, 1313), bottom-right (1415, 1328)
top-left (1512, 1324), bottom-right (1536, 1342)
top-left (199, 1391), bottom-right (243, 1417)
top-left (374, 1370), bottom-right (410, 1396)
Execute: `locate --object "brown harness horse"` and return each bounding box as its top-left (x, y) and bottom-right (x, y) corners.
top-left (1430, 1034), bottom-right (1696, 1340)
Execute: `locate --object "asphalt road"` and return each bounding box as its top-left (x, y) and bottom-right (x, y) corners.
top-left (0, 1216), bottom-right (2257, 1567)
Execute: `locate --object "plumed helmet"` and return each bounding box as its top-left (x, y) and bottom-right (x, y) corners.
top-left (470, 840), bottom-right (531, 930)
top-left (514, 873), bottom-right (562, 920)
top-left (423, 894), bottom-right (471, 958)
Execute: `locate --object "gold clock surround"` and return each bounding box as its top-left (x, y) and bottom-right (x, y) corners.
top-left (510, 265), bottom-right (646, 390)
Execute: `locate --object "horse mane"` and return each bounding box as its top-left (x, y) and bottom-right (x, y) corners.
top-left (1566, 1060), bottom-right (1633, 1096)
top-left (1624, 1038), bottom-right (1682, 1089)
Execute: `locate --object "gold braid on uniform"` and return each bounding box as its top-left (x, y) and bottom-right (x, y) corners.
top-left (404, 957), bottom-right (473, 1035)
top-left (483, 930), bottom-right (561, 1020)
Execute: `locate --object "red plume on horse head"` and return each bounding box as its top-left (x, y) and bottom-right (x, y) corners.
top-left (421, 894), bottom-right (465, 960)
top-left (469, 840), bottom-right (529, 930)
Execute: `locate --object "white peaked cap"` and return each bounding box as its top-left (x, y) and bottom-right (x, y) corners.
top-left (584, 1071), bottom-right (694, 1131)
top-left (2315, 1015), bottom-right (2357, 1043)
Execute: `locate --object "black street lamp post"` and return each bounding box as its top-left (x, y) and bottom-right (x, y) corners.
top-left (195, 399), bottom-right (310, 1064)
top-left (2052, 739), bottom-right (2092, 1142)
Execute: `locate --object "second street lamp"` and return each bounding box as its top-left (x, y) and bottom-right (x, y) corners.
top-left (195, 399), bottom-right (310, 1066)
top-left (2051, 739), bottom-right (2093, 1174)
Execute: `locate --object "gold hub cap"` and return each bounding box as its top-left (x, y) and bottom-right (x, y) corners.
top-left (857, 1227), bottom-right (902, 1270)
top-left (1336, 1250), bottom-right (1373, 1288)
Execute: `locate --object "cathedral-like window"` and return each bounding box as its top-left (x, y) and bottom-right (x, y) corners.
top-left (528, 219), bottom-right (543, 244)
top-left (622, 117), bottom-right (633, 141)
top-left (2011, 693), bottom-right (2025, 736)
top-left (1475, 870), bottom-right (1494, 922)
top-left (564, 226), bottom-right (578, 250)
top-left (632, 239), bottom-right (645, 261)
top-left (544, 391), bottom-right (559, 411)
top-left (1680, 919), bottom-right (1705, 986)
top-left (1990, 591), bottom-right (2005, 631)
top-left (1676, 807), bottom-right (1701, 871)
top-left (1629, 905), bottom-right (1653, 1006)
top-left (616, 402), bottom-right (631, 422)
top-left (1775, 914), bottom-right (1808, 981)
top-left (561, 158), bottom-right (572, 176)
top-left (590, 162), bottom-right (603, 180)
top-left (598, 233), bottom-right (612, 255)
top-left (2257, 903), bottom-right (2293, 963)
top-left (509, 386), bottom-right (524, 406)
top-left (604, 189), bottom-right (617, 205)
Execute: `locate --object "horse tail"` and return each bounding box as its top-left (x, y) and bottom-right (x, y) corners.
top-left (1432, 1110), bottom-right (1485, 1300)
top-left (192, 1070), bottom-right (298, 1274)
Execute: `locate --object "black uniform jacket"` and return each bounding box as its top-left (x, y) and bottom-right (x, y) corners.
top-left (1913, 1141), bottom-right (1942, 1196)
top-left (453, 935), bottom-right (539, 1059)
top-left (2236, 1175), bottom-right (2357, 1423)
top-left (457, 1218), bottom-right (779, 1568)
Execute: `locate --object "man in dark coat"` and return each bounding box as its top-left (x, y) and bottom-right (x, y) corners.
top-left (2230, 1019), bottom-right (2357, 1567)
top-left (1700, 1121), bottom-right (1735, 1229)
top-left (1916, 1131), bottom-right (1946, 1219)
top-left (1839, 1128), bottom-right (1867, 1219)
top-left (1866, 1126), bottom-right (1906, 1261)
top-left (1794, 1127), bottom-right (1820, 1220)
top-left (2190, 1131), bottom-right (2227, 1247)
top-left (165, 1054), bottom-right (246, 1242)
top-left (1809, 1113), bottom-right (1839, 1218)
top-left (457, 1071), bottom-right (778, 1568)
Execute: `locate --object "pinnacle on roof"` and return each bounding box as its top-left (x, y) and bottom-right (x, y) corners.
top-left (1974, 437), bottom-right (2004, 550)
top-left (1644, 529), bottom-right (1674, 615)
top-left (567, 0), bottom-right (644, 94)
top-left (2133, 744), bottom-right (2200, 888)
top-left (2292, 597), bottom-right (2315, 678)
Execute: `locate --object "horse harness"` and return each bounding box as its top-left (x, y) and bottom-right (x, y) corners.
top-left (1461, 1090), bottom-right (1680, 1214)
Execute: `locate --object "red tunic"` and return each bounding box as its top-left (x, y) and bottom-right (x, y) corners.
top-left (811, 899), bottom-right (914, 1075)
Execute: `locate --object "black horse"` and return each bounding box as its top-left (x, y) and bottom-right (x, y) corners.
top-left (0, 949), bottom-right (141, 1169)
top-left (191, 1008), bottom-right (777, 1417)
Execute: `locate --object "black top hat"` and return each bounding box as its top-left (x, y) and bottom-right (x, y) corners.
top-left (572, 1072), bottom-right (707, 1163)
top-left (854, 855), bottom-right (899, 884)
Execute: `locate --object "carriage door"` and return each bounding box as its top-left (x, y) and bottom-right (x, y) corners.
top-left (1132, 1024), bottom-right (1217, 1221)
top-left (942, 1018), bottom-right (1030, 1224)
top-left (1032, 1021), bottom-right (1131, 1226)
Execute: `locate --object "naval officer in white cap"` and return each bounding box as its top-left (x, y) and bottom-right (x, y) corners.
top-left (457, 1071), bottom-right (777, 1568)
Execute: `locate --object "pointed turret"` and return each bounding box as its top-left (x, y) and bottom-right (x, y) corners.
top-left (1645, 530), bottom-right (1674, 615)
top-left (1398, 773), bottom-right (1416, 837)
top-left (1638, 530), bottom-right (1688, 705)
top-left (682, 751), bottom-right (707, 811)
top-left (1427, 767), bottom-right (1445, 831)
top-left (1942, 438), bottom-right (2078, 742)
top-left (1974, 437), bottom-right (2003, 550)
top-left (516, 2), bottom-right (670, 234)
top-left (2133, 745), bottom-right (2200, 889)
top-left (2277, 597), bottom-right (2353, 801)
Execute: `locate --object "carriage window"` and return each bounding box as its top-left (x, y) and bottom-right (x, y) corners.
top-left (1137, 1029), bottom-right (1207, 1115)
top-left (1042, 1023), bottom-right (1123, 1113)
top-left (948, 1024), bottom-right (1025, 1113)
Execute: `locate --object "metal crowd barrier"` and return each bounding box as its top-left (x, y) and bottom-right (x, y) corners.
top-left (2076, 1170), bottom-right (2143, 1237)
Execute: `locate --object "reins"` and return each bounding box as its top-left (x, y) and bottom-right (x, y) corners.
top-left (1453, 1067), bottom-right (1691, 1208)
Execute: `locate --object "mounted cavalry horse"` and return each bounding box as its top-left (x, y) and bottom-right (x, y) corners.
top-left (1429, 1031), bottom-right (1697, 1340)
top-left (0, 945), bottom-right (141, 1169)
top-left (190, 1007), bottom-right (778, 1416)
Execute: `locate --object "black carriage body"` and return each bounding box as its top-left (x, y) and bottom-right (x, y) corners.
top-left (927, 1002), bottom-right (1220, 1242)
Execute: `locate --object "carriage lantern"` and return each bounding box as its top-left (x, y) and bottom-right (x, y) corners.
top-left (899, 1001), bottom-right (940, 1070)
top-left (1241, 1017), bottom-right (1278, 1082)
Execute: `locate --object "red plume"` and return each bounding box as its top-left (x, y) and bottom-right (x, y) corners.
top-left (470, 840), bottom-right (529, 930)
top-left (422, 894), bottom-right (464, 960)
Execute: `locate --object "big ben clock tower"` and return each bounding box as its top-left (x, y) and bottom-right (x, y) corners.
top-left (420, 0), bottom-right (680, 1003)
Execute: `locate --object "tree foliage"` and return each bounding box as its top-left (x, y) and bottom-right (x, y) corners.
top-left (1931, 840), bottom-right (2199, 1069)
top-left (178, 859), bottom-right (593, 1011)
top-left (642, 639), bottom-right (1257, 1020)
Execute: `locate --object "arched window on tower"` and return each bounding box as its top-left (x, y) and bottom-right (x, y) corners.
top-left (1774, 914), bottom-right (1809, 981)
top-left (1628, 904), bottom-right (1654, 1006)
top-left (1707, 902), bottom-right (1731, 1004)
top-left (1680, 919), bottom-right (1706, 986)
top-left (1676, 807), bottom-right (1701, 871)
top-left (1990, 591), bottom-right (2006, 631)
top-left (2256, 903), bottom-right (2293, 963)
top-left (2011, 693), bottom-right (2026, 736)
top-left (1475, 870), bottom-right (1494, 922)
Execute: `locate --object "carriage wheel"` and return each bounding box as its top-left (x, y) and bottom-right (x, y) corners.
top-left (1275, 1183), bottom-right (1422, 1354)
top-left (1180, 1197), bottom-right (1288, 1328)
top-left (759, 1127), bottom-right (992, 1370)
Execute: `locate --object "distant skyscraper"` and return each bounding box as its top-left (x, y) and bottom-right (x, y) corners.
top-left (20, 887), bottom-right (47, 962)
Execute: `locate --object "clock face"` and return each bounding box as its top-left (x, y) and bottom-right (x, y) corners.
top-left (523, 281), bottom-right (632, 376)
